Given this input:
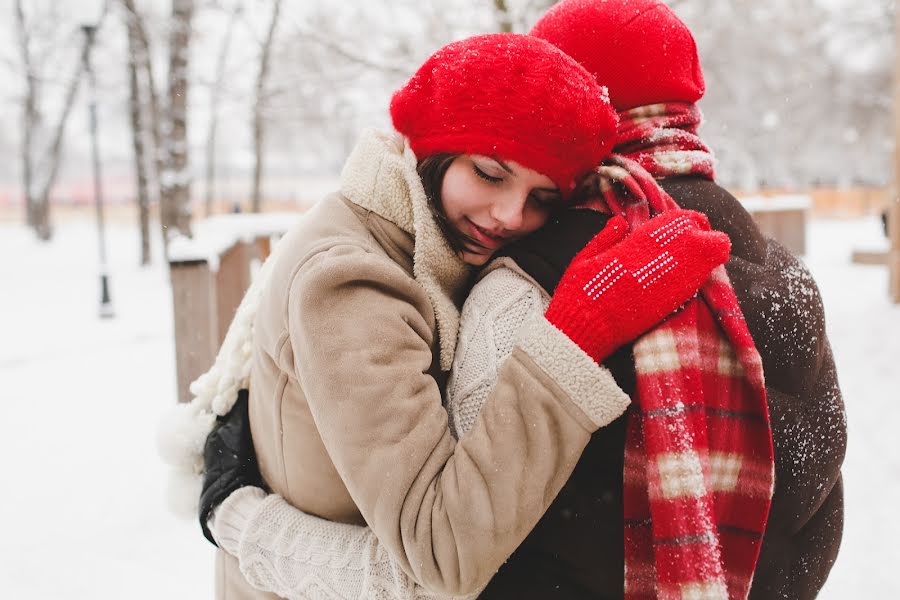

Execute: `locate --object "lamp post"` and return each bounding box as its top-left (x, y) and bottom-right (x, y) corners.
top-left (82, 24), bottom-right (114, 318)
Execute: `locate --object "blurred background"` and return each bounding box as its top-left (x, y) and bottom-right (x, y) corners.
top-left (0, 0), bottom-right (897, 598)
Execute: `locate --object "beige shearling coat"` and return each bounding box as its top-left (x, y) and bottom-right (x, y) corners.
top-left (215, 130), bottom-right (631, 599)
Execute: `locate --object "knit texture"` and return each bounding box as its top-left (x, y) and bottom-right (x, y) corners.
top-left (212, 487), bottom-right (479, 600)
top-left (578, 114), bottom-right (774, 599)
top-left (531, 0), bottom-right (704, 111)
top-left (390, 33), bottom-right (617, 197)
top-left (446, 263), bottom-right (551, 438)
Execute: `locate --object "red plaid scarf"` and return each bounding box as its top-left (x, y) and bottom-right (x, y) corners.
top-left (579, 103), bottom-right (774, 599)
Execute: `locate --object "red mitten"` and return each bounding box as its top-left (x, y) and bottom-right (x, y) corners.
top-left (545, 210), bottom-right (731, 363)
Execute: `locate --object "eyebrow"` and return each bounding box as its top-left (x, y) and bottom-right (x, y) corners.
top-left (491, 157), bottom-right (560, 194)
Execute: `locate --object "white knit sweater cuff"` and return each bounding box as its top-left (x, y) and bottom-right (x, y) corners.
top-left (210, 486), bottom-right (267, 557)
top-left (516, 313), bottom-right (631, 430)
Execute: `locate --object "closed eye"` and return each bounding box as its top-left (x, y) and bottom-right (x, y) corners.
top-left (473, 164), bottom-right (503, 184)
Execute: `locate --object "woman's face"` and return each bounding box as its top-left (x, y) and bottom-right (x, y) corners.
top-left (441, 155), bottom-right (561, 266)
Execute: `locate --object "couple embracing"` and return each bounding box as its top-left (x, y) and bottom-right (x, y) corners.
top-left (169, 1), bottom-right (845, 598)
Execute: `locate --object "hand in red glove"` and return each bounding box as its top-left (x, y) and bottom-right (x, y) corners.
top-left (545, 209), bottom-right (731, 363)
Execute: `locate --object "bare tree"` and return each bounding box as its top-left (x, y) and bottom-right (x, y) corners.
top-left (120, 0), bottom-right (171, 258)
top-left (13, 0), bottom-right (110, 241)
top-left (494, 0), bottom-right (514, 32)
top-left (251, 0), bottom-right (282, 213)
top-left (161, 0), bottom-right (195, 240)
top-left (206, 1), bottom-right (243, 216)
top-left (120, 1), bottom-right (153, 265)
top-left (13, 0), bottom-right (38, 232)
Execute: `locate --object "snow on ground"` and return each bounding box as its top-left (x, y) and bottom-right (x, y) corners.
top-left (0, 221), bottom-right (213, 599)
top-left (804, 217), bottom-right (900, 598)
top-left (0, 214), bottom-right (897, 598)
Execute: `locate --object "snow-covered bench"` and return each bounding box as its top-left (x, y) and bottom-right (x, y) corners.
top-left (167, 213), bottom-right (301, 402)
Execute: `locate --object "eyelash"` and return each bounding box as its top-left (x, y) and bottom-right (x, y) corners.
top-left (473, 164), bottom-right (503, 184)
top-left (473, 163), bottom-right (558, 209)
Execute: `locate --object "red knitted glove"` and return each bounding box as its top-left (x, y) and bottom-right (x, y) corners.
top-left (545, 210), bottom-right (731, 363)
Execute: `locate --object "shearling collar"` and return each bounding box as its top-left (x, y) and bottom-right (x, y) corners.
top-left (339, 129), bottom-right (471, 371)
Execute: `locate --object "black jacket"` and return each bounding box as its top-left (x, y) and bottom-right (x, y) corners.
top-left (479, 177), bottom-right (846, 600)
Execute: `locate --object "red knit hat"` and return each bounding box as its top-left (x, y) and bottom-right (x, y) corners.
top-left (530, 0), bottom-right (705, 111)
top-left (390, 33), bottom-right (618, 197)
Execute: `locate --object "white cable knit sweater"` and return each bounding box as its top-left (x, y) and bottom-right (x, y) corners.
top-left (210, 260), bottom-right (628, 599)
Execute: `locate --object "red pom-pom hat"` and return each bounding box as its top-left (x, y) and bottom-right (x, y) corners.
top-left (390, 33), bottom-right (618, 198)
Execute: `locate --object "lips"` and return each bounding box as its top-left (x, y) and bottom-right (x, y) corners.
top-left (465, 218), bottom-right (507, 249)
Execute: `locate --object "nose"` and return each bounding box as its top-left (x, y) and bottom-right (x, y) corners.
top-left (489, 190), bottom-right (528, 232)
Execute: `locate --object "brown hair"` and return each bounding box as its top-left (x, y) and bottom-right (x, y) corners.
top-left (416, 153), bottom-right (488, 256)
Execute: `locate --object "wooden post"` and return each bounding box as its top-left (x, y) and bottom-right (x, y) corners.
top-left (170, 259), bottom-right (218, 403)
top-left (215, 241), bottom-right (252, 346)
top-left (891, 3), bottom-right (900, 302)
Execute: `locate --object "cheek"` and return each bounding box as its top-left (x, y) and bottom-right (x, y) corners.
top-left (440, 167), bottom-right (477, 219)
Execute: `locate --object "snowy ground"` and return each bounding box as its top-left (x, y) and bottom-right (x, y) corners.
top-left (0, 214), bottom-right (897, 598)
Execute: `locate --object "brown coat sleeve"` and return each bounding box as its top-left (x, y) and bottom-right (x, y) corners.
top-left (287, 243), bottom-right (630, 595)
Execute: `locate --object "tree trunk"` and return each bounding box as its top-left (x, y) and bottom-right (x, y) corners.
top-left (32, 15), bottom-right (103, 241)
top-left (206, 3), bottom-right (241, 217)
top-left (22, 1), bottom-right (110, 241)
top-left (162, 0), bottom-right (195, 241)
top-left (251, 0), bottom-right (282, 214)
top-left (494, 0), bottom-right (513, 33)
top-left (121, 0), bottom-right (168, 257)
top-left (123, 2), bottom-right (152, 265)
top-left (14, 0), bottom-right (39, 232)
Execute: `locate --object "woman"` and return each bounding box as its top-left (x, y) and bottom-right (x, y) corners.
top-left (193, 30), bottom-right (732, 600)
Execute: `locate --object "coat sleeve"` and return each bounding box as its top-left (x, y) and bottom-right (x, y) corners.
top-left (287, 244), bottom-right (630, 595)
top-left (447, 259), bottom-right (587, 439)
top-left (211, 487), bottom-right (477, 600)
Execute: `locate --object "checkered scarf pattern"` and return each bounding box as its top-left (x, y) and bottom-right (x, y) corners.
top-left (578, 103), bottom-right (775, 599)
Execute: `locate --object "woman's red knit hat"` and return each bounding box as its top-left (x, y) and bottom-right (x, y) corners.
top-left (390, 33), bottom-right (618, 197)
top-left (530, 0), bottom-right (705, 111)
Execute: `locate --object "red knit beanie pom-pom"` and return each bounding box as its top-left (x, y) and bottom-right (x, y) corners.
top-left (531, 0), bottom-right (705, 111)
top-left (390, 33), bottom-right (618, 197)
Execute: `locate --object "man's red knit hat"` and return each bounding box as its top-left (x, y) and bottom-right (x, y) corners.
top-left (390, 33), bottom-right (618, 197)
top-left (530, 0), bottom-right (705, 111)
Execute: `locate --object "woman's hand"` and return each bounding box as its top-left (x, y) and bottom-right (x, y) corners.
top-left (545, 209), bottom-right (731, 363)
top-left (199, 389), bottom-right (267, 546)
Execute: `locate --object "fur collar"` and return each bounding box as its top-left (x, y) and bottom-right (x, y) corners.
top-left (340, 129), bottom-right (470, 371)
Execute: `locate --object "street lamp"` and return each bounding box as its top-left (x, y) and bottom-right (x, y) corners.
top-left (81, 24), bottom-right (114, 318)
